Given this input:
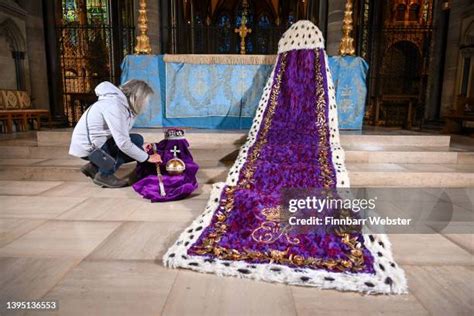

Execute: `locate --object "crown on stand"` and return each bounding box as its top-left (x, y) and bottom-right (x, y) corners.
top-left (165, 128), bottom-right (185, 140)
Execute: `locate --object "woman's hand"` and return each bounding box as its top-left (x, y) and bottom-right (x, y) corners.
top-left (148, 153), bottom-right (162, 164)
top-left (143, 143), bottom-right (153, 152)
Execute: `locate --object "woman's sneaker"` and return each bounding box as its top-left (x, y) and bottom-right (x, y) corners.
top-left (93, 173), bottom-right (128, 188)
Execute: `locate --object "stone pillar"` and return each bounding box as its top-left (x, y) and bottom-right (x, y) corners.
top-left (326, 0), bottom-right (346, 55)
top-left (18, 0), bottom-right (51, 111)
top-left (440, 0), bottom-right (474, 116)
top-left (11, 51), bottom-right (25, 90)
top-left (424, 0), bottom-right (449, 120)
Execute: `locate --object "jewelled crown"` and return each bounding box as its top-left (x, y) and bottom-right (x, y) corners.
top-left (165, 128), bottom-right (185, 140)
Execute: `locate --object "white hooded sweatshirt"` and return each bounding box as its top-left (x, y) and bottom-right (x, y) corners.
top-left (68, 81), bottom-right (148, 163)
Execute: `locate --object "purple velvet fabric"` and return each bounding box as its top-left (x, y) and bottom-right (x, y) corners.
top-left (132, 138), bottom-right (199, 202)
top-left (186, 49), bottom-right (375, 274)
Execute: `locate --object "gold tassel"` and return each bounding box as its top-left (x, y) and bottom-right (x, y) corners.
top-left (163, 54), bottom-right (277, 65)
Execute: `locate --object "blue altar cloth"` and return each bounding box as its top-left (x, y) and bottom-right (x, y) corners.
top-left (328, 56), bottom-right (369, 130)
top-left (120, 55), bottom-right (166, 127)
top-left (120, 55), bottom-right (368, 130)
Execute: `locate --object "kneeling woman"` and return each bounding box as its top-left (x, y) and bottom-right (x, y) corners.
top-left (69, 80), bottom-right (162, 188)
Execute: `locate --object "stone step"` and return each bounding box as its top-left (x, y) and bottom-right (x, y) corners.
top-left (35, 129), bottom-right (451, 148)
top-left (0, 162), bottom-right (473, 187)
top-left (1, 146), bottom-right (472, 165)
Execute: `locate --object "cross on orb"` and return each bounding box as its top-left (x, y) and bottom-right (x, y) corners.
top-left (170, 145), bottom-right (181, 157)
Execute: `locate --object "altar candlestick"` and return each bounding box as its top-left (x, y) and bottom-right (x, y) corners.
top-left (135, 0), bottom-right (152, 55)
top-left (339, 0), bottom-right (356, 56)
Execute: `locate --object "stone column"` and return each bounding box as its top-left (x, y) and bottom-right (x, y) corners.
top-left (11, 51), bottom-right (25, 90)
top-left (326, 0), bottom-right (346, 55)
top-left (440, 0), bottom-right (474, 116)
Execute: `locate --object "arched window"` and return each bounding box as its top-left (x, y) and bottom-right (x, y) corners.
top-left (409, 3), bottom-right (420, 21)
top-left (395, 4), bottom-right (407, 21)
top-left (217, 14), bottom-right (232, 53)
top-left (256, 13), bottom-right (271, 54)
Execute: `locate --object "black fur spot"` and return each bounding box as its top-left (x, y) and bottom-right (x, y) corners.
top-left (237, 268), bottom-right (251, 274)
top-left (364, 282), bottom-right (375, 287)
top-left (204, 258), bottom-right (215, 263)
top-left (222, 262), bottom-right (230, 267)
top-left (300, 276), bottom-right (310, 282)
top-left (369, 235), bottom-right (375, 242)
top-left (377, 252), bottom-right (383, 257)
top-left (189, 262), bottom-right (199, 266)
top-left (379, 264), bottom-right (385, 271)
top-left (195, 226), bottom-right (203, 231)
top-left (385, 277), bottom-right (393, 285)
top-left (324, 277), bottom-right (335, 281)
top-left (379, 241), bottom-right (385, 248)
top-left (184, 242), bottom-right (189, 246)
top-left (270, 267), bottom-right (281, 272)
top-left (187, 229), bottom-right (193, 233)
top-left (169, 253), bottom-right (175, 258)
top-left (189, 235), bottom-right (194, 239)
top-left (181, 255), bottom-right (188, 259)
top-left (390, 262), bottom-right (396, 268)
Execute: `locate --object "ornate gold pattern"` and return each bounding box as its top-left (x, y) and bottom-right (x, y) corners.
top-left (251, 206), bottom-right (301, 245)
top-left (135, 0), bottom-right (152, 54)
top-left (235, 17), bottom-right (252, 55)
top-left (314, 50), bottom-right (337, 188)
top-left (191, 51), bottom-right (366, 273)
top-left (339, 0), bottom-right (356, 56)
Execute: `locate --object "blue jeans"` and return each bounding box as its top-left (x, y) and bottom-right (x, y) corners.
top-left (97, 133), bottom-right (145, 176)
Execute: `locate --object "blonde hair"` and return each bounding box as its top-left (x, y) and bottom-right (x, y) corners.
top-left (120, 80), bottom-right (154, 115)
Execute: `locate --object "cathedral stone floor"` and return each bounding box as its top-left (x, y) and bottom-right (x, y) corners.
top-left (0, 128), bottom-right (473, 315)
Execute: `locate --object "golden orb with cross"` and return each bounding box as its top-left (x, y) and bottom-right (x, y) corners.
top-left (166, 145), bottom-right (186, 175)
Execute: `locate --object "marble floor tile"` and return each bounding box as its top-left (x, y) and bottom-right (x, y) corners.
top-left (346, 163), bottom-right (407, 172)
top-left (391, 198), bottom-right (474, 223)
top-left (41, 261), bottom-right (177, 316)
top-left (0, 219), bottom-right (45, 248)
top-left (0, 221), bottom-right (120, 259)
top-left (88, 221), bottom-right (187, 261)
top-left (0, 196), bottom-right (86, 219)
top-left (0, 158), bottom-right (47, 166)
top-left (291, 285), bottom-right (427, 316)
top-left (442, 234), bottom-right (474, 254)
top-left (57, 197), bottom-right (143, 221)
top-left (405, 265), bottom-right (474, 315)
top-left (127, 208), bottom-right (198, 223)
top-left (397, 163), bottom-right (458, 172)
top-left (40, 181), bottom-right (140, 199)
top-left (127, 199), bottom-right (208, 223)
top-left (162, 270), bottom-right (296, 316)
top-left (389, 234), bottom-right (473, 265)
top-left (0, 180), bottom-right (63, 195)
top-left (0, 256), bottom-right (78, 307)
top-left (35, 159), bottom-right (85, 167)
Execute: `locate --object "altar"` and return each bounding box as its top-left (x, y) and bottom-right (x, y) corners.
top-left (121, 54), bottom-right (368, 130)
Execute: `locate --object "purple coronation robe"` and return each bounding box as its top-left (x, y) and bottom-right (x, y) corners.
top-left (163, 21), bottom-right (407, 294)
top-left (132, 136), bottom-right (199, 202)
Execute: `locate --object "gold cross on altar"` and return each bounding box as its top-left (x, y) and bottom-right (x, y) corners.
top-left (235, 20), bottom-right (252, 55)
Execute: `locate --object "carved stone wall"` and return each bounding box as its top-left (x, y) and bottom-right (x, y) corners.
top-left (0, 0), bottom-right (49, 110)
top-left (440, 0), bottom-right (474, 116)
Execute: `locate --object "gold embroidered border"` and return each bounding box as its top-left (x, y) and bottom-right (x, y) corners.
top-left (191, 50), bottom-right (365, 273)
